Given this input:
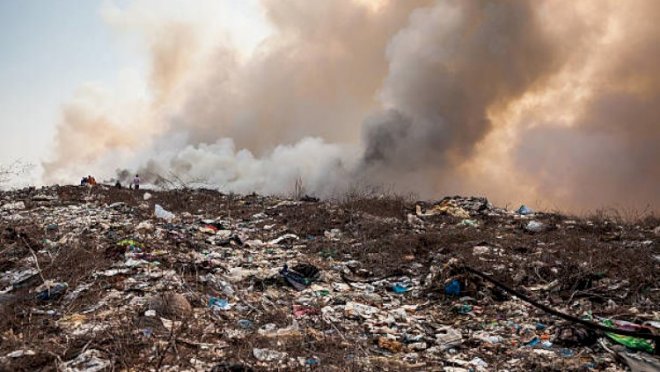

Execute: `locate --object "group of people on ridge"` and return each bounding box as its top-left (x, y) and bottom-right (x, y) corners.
top-left (80, 175), bottom-right (97, 186)
top-left (82, 174), bottom-right (141, 190)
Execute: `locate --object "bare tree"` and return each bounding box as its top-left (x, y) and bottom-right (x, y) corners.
top-left (0, 160), bottom-right (32, 186)
top-left (151, 171), bottom-right (210, 191)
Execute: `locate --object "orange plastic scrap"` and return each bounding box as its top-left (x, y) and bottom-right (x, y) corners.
top-left (377, 337), bottom-right (404, 353)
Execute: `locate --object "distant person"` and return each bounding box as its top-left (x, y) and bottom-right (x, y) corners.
top-left (115, 180), bottom-right (122, 189)
top-left (80, 177), bottom-right (88, 186)
top-left (88, 175), bottom-right (97, 186)
top-left (132, 174), bottom-right (140, 190)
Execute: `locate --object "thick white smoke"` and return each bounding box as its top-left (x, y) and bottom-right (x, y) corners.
top-left (43, 0), bottom-right (660, 212)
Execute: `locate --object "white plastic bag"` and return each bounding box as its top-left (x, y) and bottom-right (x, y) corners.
top-left (154, 204), bottom-right (175, 222)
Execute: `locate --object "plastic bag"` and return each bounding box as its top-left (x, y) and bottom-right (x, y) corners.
top-left (602, 319), bottom-right (655, 353)
top-left (154, 204), bottom-right (175, 222)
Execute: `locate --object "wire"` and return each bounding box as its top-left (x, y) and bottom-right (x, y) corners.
top-left (461, 266), bottom-right (659, 343)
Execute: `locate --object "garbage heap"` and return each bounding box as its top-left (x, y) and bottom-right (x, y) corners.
top-left (0, 186), bottom-right (658, 371)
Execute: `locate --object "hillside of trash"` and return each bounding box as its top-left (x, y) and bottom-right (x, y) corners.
top-left (0, 185), bottom-right (658, 371)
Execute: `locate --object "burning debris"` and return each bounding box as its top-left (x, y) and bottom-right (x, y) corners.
top-left (0, 185), bottom-right (657, 370)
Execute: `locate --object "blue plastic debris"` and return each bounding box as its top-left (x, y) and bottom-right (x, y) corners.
top-left (238, 319), bottom-right (253, 329)
top-left (36, 283), bottom-right (68, 301)
top-left (560, 348), bottom-right (574, 357)
top-left (392, 283), bottom-right (409, 294)
top-left (525, 337), bottom-right (540, 347)
top-left (208, 297), bottom-right (231, 311)
top-left (280, 264), bottom-right (320, 291)
top-left (454, 304), bottom-right (473, 314)
top-left (444, 279), bottom-right (462, 296)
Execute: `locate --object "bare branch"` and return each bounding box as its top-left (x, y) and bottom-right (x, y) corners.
top-left (0, 160), bottom-right (32, 185)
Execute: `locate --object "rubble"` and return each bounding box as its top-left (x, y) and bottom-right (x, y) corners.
top-left (0, 185), bottom-right (657, 370)
top-left (1, 201), bottom-right (25, 211)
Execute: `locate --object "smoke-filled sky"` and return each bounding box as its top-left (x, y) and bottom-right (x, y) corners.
top-left (2, 0), bottom-right (659, 213)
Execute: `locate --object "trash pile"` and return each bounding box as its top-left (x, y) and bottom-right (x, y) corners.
top-left (0, 186), bottom-right (658, 370)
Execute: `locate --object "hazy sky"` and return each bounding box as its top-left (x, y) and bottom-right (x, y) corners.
top-left (0, 0), bottom-right (269, 181)
top-left (1, 1), bottom-right (127, 164)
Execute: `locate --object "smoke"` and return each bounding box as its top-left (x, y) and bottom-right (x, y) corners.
top-left (42, 0), bottom-right (660, 212)
top-left (361, 1), bottom-right (560, 173)
top-left (131, 137), bottom-right (358, 196)
top-left (178, 0), bottom-right (433, 151)
top-left (513, 0), bottom-right (660, 211)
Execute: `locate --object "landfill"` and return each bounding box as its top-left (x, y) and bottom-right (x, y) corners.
top-left (0, 186), bottom-right (658, 371)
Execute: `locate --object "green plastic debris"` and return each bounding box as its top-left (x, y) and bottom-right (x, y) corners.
top-left (454, 304), bottom-right (473, 314)
top-left (117, 239), bottom-right (144, 248)
top-left (458, 219), bottom-right (479, 227)
top-left (602, 319), bottom-right (655, 353)
top-left (319, 248), bottom-right (337, 259)
top-left (315, 289), bottom-right (330, 297)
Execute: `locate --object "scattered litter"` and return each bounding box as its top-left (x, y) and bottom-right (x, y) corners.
top-left (469, 357), bottom-right (488, 368)
top-left (472, 245), bottom-right (490, 255)
top-left (436, 327), bottom-right (463, 350)
top-left (253, 348), bottom-right (287, 362)
top-left (36, 282), bottom-right (68, 301)
top-left (344, 302), bottom-right (379, 319)
top-left (62, 349), bottom-right (111, 372)
top-left (1, 201), bottom-right (25, 211)
top-left (555, 325), bottom-right (596, 347)
top-left (280, 263), bottom-right (320, 291)
top-left (525, 220), bottom-right (544, 233)
top-left (209, 297), bottom-right (232, 311)
top-left (392, 282), bottom-right (409, 294)
top-left (458, 219), bottom-right (479, 227)
top-left (268, 233), bottom-right (299, 245)
top-left (0, 186), bottom-right (655, 370)
top-left (416, 199), bottom-right (470, 218)
top-left (293, 304), bottom-right (319, 318)
top-left (444, 279), bottom-right (462, 296)
top-left (154, 204), bottom-right (175, 222)
top-left (324, 229), bottom-right (342, 240)
top-left (6, 349), bottom-right (35, 358)
top-left (602, 339), bottom-right (660, 372)
top-left (601, 319), bottom-right (655, 353)
top-left (378, 337), bottom-right (404, 353)
top-left (238, 319), bottom-right (253, 329)
top-left (517, 205), bottom-right (534, 215)
top-left (473, 332), bottom-right (502, 344)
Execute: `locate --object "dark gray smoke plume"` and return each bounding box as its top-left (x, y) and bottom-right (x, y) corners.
top-left (362, 1), bottom-right (560, 172)
top-left (43, 0), bottom-right (660, 212)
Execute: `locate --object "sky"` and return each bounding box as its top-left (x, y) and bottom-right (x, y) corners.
top-left (0, 1), bottom-right (129, 165)
top-left (0, 0), bottom-right (269, 183)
